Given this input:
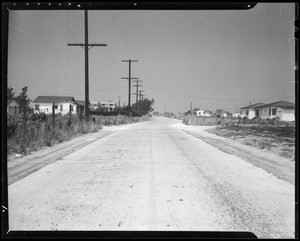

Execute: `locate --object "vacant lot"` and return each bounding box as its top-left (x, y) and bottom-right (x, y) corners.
top-left (206, 123), bottom-right (295, 161)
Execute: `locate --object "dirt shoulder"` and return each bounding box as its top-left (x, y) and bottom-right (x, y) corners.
top-left (174, 123), bottom-right (295, 185)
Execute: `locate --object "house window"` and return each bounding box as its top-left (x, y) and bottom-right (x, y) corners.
top-left (246, 110), bottom-right (249, 116)
top-left (60, 105), bottom-right (63, 111)
top-left (269, 108), bottom-right (271, 116)
top-left (35, 105), bottom-right (39, 110)
top-left (54, 105), bottom-right (58, 109)
top-left (255, 109), bottom-right (259, 117)
top-left (272, 108), bottom-right (277, 115)
top-left (70, 104), bottom-right (73, 112)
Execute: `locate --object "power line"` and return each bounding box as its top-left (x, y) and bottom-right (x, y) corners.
top-left (108, 11), bottom-right (145, 84)
top-left (108, 11), bottom-right (137, 59)
top-left (59, 87), bottom-right (127, 96)
top-left (143, 85), bottom-right (292, 102)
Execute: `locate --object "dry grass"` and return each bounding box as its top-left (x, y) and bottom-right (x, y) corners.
top-left (7, 114), bottom-right (150, 155)
top-left (206, 123), bottom-right (295, 161)
top-left (182, 115), bottom-right (295, 160)
top-left (182, 116), bottom-right (239, 126)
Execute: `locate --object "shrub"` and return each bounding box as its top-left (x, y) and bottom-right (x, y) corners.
top-left (7, 113), bottom-right (147, 155)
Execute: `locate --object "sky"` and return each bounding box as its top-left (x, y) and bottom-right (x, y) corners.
top-left (7, 3), bottom-right (295, 114)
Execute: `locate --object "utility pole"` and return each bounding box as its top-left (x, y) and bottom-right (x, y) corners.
top-left (190, 102), bottom-right (193, 115)
top-left (133, 79), bottom-right (143, 113)
top-left (118, 96), bottom-right (120, 107)
top-left (68, 10), bottom-right (107, 121)
top-left (52, 103), bottom-right (55, 128)
top-left (139, 90), bottom-right (144, 103)
top-left (121, 59), bottom-right (138, 115)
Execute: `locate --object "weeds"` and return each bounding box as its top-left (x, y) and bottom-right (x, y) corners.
top-left (7, 113), bottom-right (149, 155)
top-left (182, 116), bottom-right (239, 126)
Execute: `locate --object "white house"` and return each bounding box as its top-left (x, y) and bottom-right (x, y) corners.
top-left (99, 100), bottom-right (117, 111)
top-left (7, 99), bottom-right (20, 116)
top-left (194, 109), bottom-right (212, 117)
top-left (255, 100), bottom-right (295, 122)
top-left (33, 96), bottom-right (78, 115)
top-left (240, 102), bottom-right (266, 119)
top-left (232, 113), bottom-right (241, 118)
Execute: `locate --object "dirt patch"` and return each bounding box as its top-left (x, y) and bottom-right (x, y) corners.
top-left (206, 124), bottom-right (295, 161)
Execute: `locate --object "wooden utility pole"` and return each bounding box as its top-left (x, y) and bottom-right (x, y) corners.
top-left (121, 59), bottom-right (138, 114)
top-left (52, 103), bottom-right (55, 128)
top-left (118, 96), bottom-right (120, 107)
top-left (68, 10), bottom-right (107, 121)
top-left (133, 79), bottom-right (142, 113)
top-left (139, 90), bottom-right (144, 103)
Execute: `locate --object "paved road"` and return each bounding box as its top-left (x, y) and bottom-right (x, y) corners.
top-left (8, 117), bottom-right (295, 238)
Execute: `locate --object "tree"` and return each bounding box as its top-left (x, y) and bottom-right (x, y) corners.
top-left (132, 98), bottom-right (155, 115)
top-left (7, 87), bottom-right (15, 100)
top-left (14, 87), bottom-right (32, 154)
top-left (15, 87), bottom-right (31, 116)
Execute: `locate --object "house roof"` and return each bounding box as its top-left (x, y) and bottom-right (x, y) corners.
top-left (255, 100), bottom-right (295, 109)
top-left (7, 99), bottom-right (19, 106)
top-left (33, 96), bottom-right (75, 104)
top-left (240, 102), bottom-right (266, 110)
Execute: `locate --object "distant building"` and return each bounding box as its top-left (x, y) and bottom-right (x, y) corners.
top-left (99, 101), bottom-right (117, 111)
top-left (7, 99), bottom-right (20, 116)
top-left (222, 111), bottom-right (232, 118)
top-left (232, 113), bottom-right (241, 118)
top-left (214, 109), bottom-right (223, 117)
top-left (194, 109), bottom-right (212, 117)
top-left (89, 102), bottom-right (99, 111)
top-left (177, 112), bottom-right (184, 117)
top-left (240, 102), bottom-right (266, 119)
top-left (32, 96), bottom-right (78, 115)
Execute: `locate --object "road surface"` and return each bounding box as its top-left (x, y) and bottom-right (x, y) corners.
top-left (8, 117), bottom-right (295, 238)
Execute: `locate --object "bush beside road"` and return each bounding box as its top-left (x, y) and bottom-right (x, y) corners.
top-left (7, 113), bottom-right (151, 157)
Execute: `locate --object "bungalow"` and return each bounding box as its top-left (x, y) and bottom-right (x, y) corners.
top-left (99, 100), bottom-right (117, 111)
top-left (222, 111), bottom-right (232, 118)
top-left (33, 96), bottom-right (78, 115)
top-left (255, 100), bottom-right (295, 122)
top-left (194, 109), bottom-right (212, 117)
top-left (232, 113), bottom-right (241, 118)
top-left (7, 99), bottom-right (20, 116)
top-left (240, 102), bottom-right (266, 119)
